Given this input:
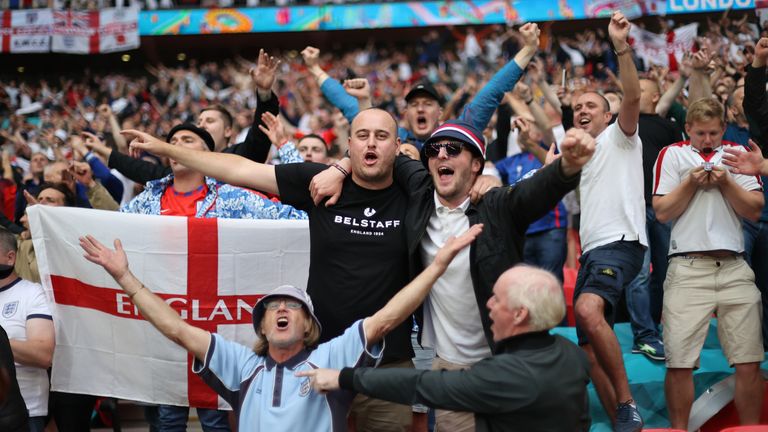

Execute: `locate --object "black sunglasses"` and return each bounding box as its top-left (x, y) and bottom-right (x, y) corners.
top-left (425, 141), bottom-right (464, 158)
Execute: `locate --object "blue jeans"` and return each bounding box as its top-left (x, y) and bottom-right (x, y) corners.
top-left (626, 206), bottom-right (670, 343)
top-left (156, 405), bottom-right (230, 432)
top-left (524, 228), bottom-right (567, 282)
top-left (742, 219), bottom-right (768, 350)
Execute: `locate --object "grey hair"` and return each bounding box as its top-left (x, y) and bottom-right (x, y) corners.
top-left (504, 264), bottom-right (565, 332)
top-left (0, 228), bottom-right (17, 255)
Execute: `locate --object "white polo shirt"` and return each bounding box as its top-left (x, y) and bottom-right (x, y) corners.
top-left (653, 141), bottom-right (762, 255)
top-left (419, 193), bottom-right (490, 365)
top-left (579, 122), bottom-right (648, 253)
top-left (0, 278), bottom-right (52, 416)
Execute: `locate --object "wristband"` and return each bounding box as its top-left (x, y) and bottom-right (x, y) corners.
top-left (332, 162), bottom-right (350, 177)
top-left (614, 45), bottom-right (631, 57)
top-left (129, 285), bottom-right (147, 299)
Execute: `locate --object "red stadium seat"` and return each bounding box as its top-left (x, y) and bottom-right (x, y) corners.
top-left (719, 426), bottom-right (768, 432)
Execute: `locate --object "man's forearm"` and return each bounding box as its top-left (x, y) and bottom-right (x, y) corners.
top-left (159, 145), bottom-right (279, 195)
top-left (720, 182), bottom-right (764, 221)
top-left (652, 179), bottom-right (697, 223)
top-left (366, 263), bottom-right (444, 343)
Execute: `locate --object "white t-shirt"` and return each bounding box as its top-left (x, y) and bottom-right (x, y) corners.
top-left (579, 122), bottom-right (648, 253)
top-left (653, 142), bottom-right (762, 254)
top-left (420, 194), bottom-right (491, 365)
top-left (0, 278), bottom-right (52, 416)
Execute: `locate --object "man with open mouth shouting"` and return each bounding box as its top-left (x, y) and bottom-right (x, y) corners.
top-left (79, 223), bottom-right (482, 431)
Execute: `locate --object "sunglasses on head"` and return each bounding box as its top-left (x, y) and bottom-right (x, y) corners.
top-left (425, 141), bottom-right (465, 158)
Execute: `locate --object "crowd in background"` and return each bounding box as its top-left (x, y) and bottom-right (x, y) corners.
top-left (0, 7), bottom-right (767, 431)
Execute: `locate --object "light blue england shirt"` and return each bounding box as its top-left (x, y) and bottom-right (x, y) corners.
top-left (193, 319), bottom-right (381, 431)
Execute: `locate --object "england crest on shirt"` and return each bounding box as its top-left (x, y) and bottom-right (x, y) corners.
top-left (2, 301), bottom-right (18, 318)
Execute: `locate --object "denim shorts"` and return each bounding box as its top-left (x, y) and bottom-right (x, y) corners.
top-left (574, 240), bottom-right (644, 344)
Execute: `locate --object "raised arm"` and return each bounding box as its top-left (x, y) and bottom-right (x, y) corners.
top-left (302, 46), bottom-right (359, 123)
top-left (459, 23), bottom-right (540, 130)
top-left (229, 49), bottom-right (282, 163)
top-left (743, 38), bottom-right (768, 153)
top-left (609, 11), bottom-right (640, 136)
top-left (123, 129), bottom-right (279, 195)
top-left (343, 79), bottom-right (373, 112)
top-left (363, 223), bottom-right (481, 345)
top-left (79, 235), bottom-right (210, 361)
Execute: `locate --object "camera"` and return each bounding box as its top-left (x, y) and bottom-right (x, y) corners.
top-left (703, 162), bottom-right (714, 172)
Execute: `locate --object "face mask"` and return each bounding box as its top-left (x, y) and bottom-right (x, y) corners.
top-left (0, 264), bottom-right (14, 279)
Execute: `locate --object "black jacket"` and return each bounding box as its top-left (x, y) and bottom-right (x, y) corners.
top-left (108, 92), bottom-right (280, 185)
top-left (744, 64), bottom-right (768, 157)
top-left (340, 331), bottom-right (590, 432)
top-left (394, 156), bottom-right (580, 349)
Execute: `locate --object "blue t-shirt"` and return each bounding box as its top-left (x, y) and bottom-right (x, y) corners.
top-left (495, 152), bottom-right (567, 234)
top-left (194, 319), bottom-right (381, 431)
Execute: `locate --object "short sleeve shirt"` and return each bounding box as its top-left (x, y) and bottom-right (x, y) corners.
top-left (194, 319), bottom-right (381, 431)
top-left (653, 141), bottom-right (762, 254)
top-left (274, 163), bottom-right (412, 361)
top-left (0, 278), bottom-right (52, 416)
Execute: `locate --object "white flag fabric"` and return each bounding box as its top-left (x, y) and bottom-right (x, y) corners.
top-left (0, 9), bottom-right (52, 53)
top-left (629, 22), bottom-right (699, 70)
top-left (52, 6), bottom-right (138, 54)
top-left (29, 206), bottom-right (310, 408)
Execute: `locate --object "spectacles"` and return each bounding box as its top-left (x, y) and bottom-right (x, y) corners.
top-left (424, 141), bottom-right (464, 158)
top-left (264, 299), bottom-right (303, 310)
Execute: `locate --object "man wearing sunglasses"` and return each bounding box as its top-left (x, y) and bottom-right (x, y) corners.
top-left (78, 223), bottom-right (482, 431)
top-left (364, 118), bottom-right (593, 431)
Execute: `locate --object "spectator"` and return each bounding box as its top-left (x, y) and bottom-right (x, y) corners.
top-left (79, 220), bottom-right (482, 431)
top-left (298, 265), bottom-right (591, 432)
top-left (654, 97), bottom-right (764, 430)
top-left (571, 12), bottom-right (646, 432)
top-left (0, 228), bottom-right (55, 432)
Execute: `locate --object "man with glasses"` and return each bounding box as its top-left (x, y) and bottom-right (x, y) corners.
top-left (78, 223), bottom-right (482, 431)
top-left (325, 118), bottom-right (594, 431)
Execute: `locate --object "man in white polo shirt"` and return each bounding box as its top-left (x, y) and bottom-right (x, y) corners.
top-left (571, 11), bottom-right (647, 432)
top-left (0, 228), bottom-right (54, 432)
top-left (653, 97), bottom-right (765, 430)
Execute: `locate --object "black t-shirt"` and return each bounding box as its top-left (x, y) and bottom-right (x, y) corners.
top-left (639, 113), bottom-right (685, 204)
top-left (275, 163), bottom-right (413, 361)
top-left (0, 325), bottom-right (29, 431)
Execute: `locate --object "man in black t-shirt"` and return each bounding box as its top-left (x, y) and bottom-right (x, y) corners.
top-left (129, 107), bottom-right (416, 431)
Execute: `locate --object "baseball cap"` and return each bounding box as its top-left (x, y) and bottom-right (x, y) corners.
top-left (166, 123), bottom-right (215, 152)
top-left (251, 285), bottom-right (322, 333)
top-left (405, 81), bottom-right (444, 106)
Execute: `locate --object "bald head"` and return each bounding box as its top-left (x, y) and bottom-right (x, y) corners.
top-left (351, 108), bottom-right (398, 137)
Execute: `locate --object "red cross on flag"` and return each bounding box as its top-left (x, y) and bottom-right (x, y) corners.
top-left (628, 22), bottom-right (699, 71)
top-left (51, 6), bottom-right (138, 54)
top-left (28, 206), bottom-right (310, 409)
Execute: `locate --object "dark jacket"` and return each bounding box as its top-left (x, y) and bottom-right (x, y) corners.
top-left (744, 64), bottom-right (768, 157)
top-left (108, 92), bottom-right (280, 185)
top-left (394, 156), bottom-right (580, 348)
top-left (340, 331), bottom-right (590, 432)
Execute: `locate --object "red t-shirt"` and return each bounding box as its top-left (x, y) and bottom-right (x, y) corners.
top-left (160, 184), bottom-right (208, 217)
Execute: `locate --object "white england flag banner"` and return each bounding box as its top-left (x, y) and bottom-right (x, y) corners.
top-left (629, 22), bottom-right (698, 70)
top-left (52, 7), bottom-right (139, 54)
top-left (29, 206), bottom-right (310, 408)
top-left (0, 9), bottom-right (52, 54)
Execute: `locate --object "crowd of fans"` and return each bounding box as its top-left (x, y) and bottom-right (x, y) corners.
top-left (0, 7), bottom-right (767, 432)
